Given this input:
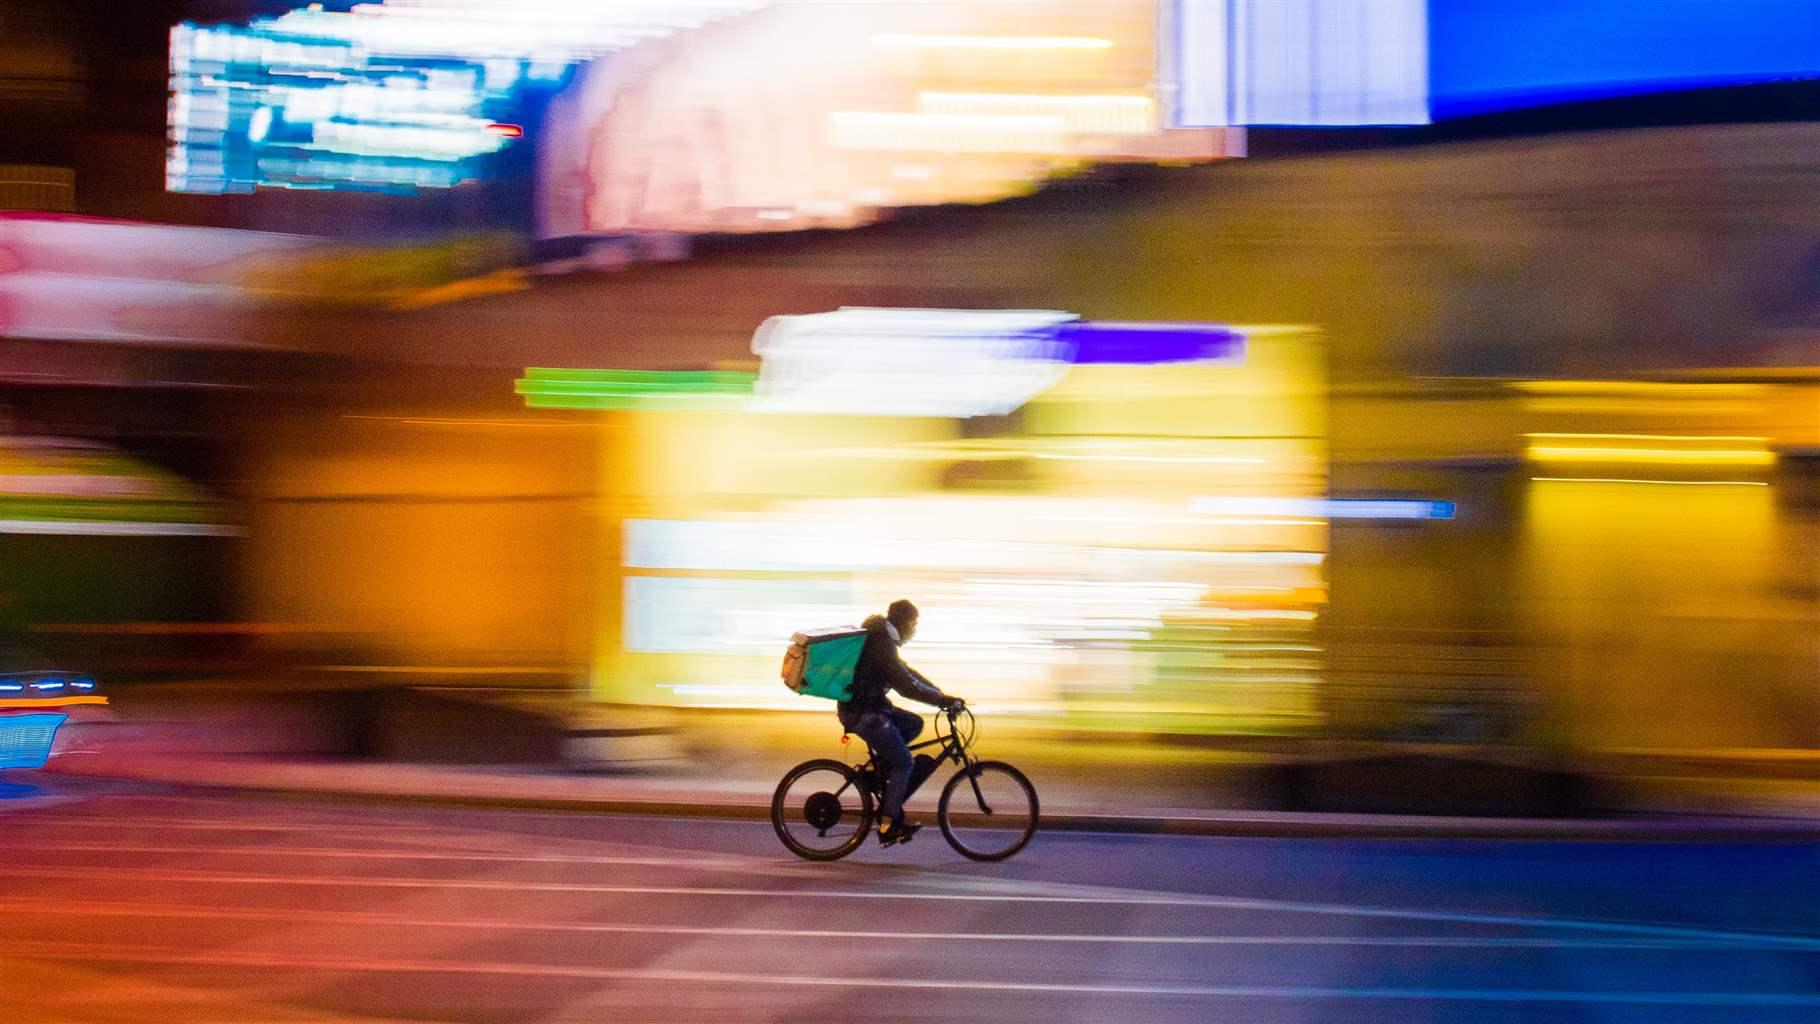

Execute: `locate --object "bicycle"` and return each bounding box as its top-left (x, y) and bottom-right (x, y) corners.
top-left (770, 704), bottom-right (1039, 862)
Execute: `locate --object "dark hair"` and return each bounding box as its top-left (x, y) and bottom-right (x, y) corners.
top-left (886, 599), bottom-right (919, 628)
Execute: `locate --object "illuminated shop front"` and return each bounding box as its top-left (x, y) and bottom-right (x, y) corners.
top-left (522, 310), bottom-right (1330, 732)
top-left (1324, 373), bottom-right (1820, 749)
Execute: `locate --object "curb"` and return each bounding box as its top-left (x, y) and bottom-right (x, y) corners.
top-left (47, 765), bottom-right (1820, 844)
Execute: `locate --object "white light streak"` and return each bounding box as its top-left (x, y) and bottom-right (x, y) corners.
top-left (871, 33), bottom-right (1113, 51)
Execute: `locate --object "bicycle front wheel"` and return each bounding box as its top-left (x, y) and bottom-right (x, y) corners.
top-left (772, 758), bottom-right (874, 861)
top-left (937, 760), bottom-right (1039, 862)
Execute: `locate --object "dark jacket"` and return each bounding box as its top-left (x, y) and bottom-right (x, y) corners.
top-left (838, 614), bottom-right (946, 717)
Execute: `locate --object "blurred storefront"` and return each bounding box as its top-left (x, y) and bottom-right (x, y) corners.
top-left (237, 400), bottom-right (596, 675)
top-left (550, 315), bottom-right (1328, 731)
top-left (238, 115), bottom-right (1820, 751)
top-left (0, 214), bottom-right (313, 666)
top-left (505, 323), bottom-right (1820, 750)
top-left (1326, 374), bottom-right (1820, 749)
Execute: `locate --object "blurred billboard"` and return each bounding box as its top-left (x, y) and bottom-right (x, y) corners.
top-left (165, 1), bottom-right (1240, 229)
top-left (167, 0), bottom-right (767, 193)
top-left (1428, 0), bottom-right (1820, 119)
top-left (536, 0), bottom-right (1237, 236)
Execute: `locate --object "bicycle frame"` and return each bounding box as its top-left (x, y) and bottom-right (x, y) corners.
top-left (851, 707), bottom-right (989, 813)
top-left (911, 723), bottom-right (969, 767)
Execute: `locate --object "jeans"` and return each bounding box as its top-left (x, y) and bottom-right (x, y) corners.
top-left (843, 707), bottom-right (923, 824)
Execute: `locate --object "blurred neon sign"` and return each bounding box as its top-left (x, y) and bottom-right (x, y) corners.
top-left (517, 312), bottom-right (1249, 417)
top-left (515, 368), bottom-right (756, 411)
top-left (749, 308), bottom-right (1247, 418)
top-left (750, 308), bottom-right (1077, 419)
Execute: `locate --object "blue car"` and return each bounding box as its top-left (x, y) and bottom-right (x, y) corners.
top-left (0, 671), bottom-right (107, 770)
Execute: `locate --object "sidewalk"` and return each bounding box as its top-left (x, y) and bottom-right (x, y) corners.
top-left (41, 721), bottom-right (1820, 843)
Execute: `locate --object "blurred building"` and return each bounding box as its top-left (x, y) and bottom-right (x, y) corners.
top-left (1, 1), bottom-right (1817, 755)
top-left (260, 122), bottom-right (1820, 751)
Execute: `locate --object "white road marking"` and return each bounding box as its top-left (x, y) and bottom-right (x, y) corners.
top-left (0, 898), bottom-right (1800, 951)
top-left (9, 942), bottom-right (1820, 1007)
top-left (8, 865), bottom-right (1817, 950)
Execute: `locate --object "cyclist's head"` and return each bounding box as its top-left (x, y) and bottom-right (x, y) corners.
top-left (886, 599), bottom-right (919, 643)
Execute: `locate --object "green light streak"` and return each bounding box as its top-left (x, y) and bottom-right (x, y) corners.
top-left (515, 368), bottom-right (757, 410)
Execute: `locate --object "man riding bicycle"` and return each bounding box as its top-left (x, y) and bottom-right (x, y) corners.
top-left (839, 599), bottom-right (963, 847)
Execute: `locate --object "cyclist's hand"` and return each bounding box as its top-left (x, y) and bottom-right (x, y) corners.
top-left (941, 696), bottom-right (966, 711)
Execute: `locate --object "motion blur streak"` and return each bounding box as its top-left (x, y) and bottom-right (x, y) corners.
top-left (1530, 478), bottom-right (1772, 488)
top-left (871, 34), bottom-right (1115, 51)
top-left (1526, 447), bottom-right (1776, 465)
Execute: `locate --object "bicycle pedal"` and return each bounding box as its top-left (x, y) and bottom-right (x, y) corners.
top-left (878, 822), bottom-right (922, 847)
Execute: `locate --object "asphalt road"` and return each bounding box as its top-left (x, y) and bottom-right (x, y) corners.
top-left (2, 775), bottom-right (1817, 1023)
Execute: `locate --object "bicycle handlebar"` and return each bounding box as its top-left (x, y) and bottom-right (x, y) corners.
top-left (934, 702), bottom-right (977, 751)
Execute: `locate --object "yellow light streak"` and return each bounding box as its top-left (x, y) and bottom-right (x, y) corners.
top-left (1523, 433), bottom-right (1769, 442)
top-left (1526, 446), bottom-right (1775, 466)
top-left (1033, 453), bottom-right (1270, 465)
top-left (1192, 609), bottom-right (1320, 621)
top-left (1530, 477), bottom-right (1771, 487)
top-left (1511, 381), bottom-right (1769, 396)
top-left (1521, 398), bottom-right (1762, 415)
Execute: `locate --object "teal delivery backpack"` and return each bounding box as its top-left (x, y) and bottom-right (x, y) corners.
top-left (781, 626), bottom-right (868, 701)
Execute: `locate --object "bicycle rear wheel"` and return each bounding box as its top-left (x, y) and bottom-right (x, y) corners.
top-left (937, 760), bottom-right (1038, 862)
top-left (771, 758), bottom-right (874, 861)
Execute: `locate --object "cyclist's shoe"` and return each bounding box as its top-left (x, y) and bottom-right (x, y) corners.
top-left (878, 819), bottom-right (922, 847)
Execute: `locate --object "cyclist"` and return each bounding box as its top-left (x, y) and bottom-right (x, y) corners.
top-left (838, 599), bottom-right (963, 846)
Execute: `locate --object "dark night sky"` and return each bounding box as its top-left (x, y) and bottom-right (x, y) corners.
top-left (0, 2), bottom-right (299, 159)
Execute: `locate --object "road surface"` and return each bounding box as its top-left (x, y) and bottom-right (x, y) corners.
top-left (2, 775), bottom-right (1817, 1022)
